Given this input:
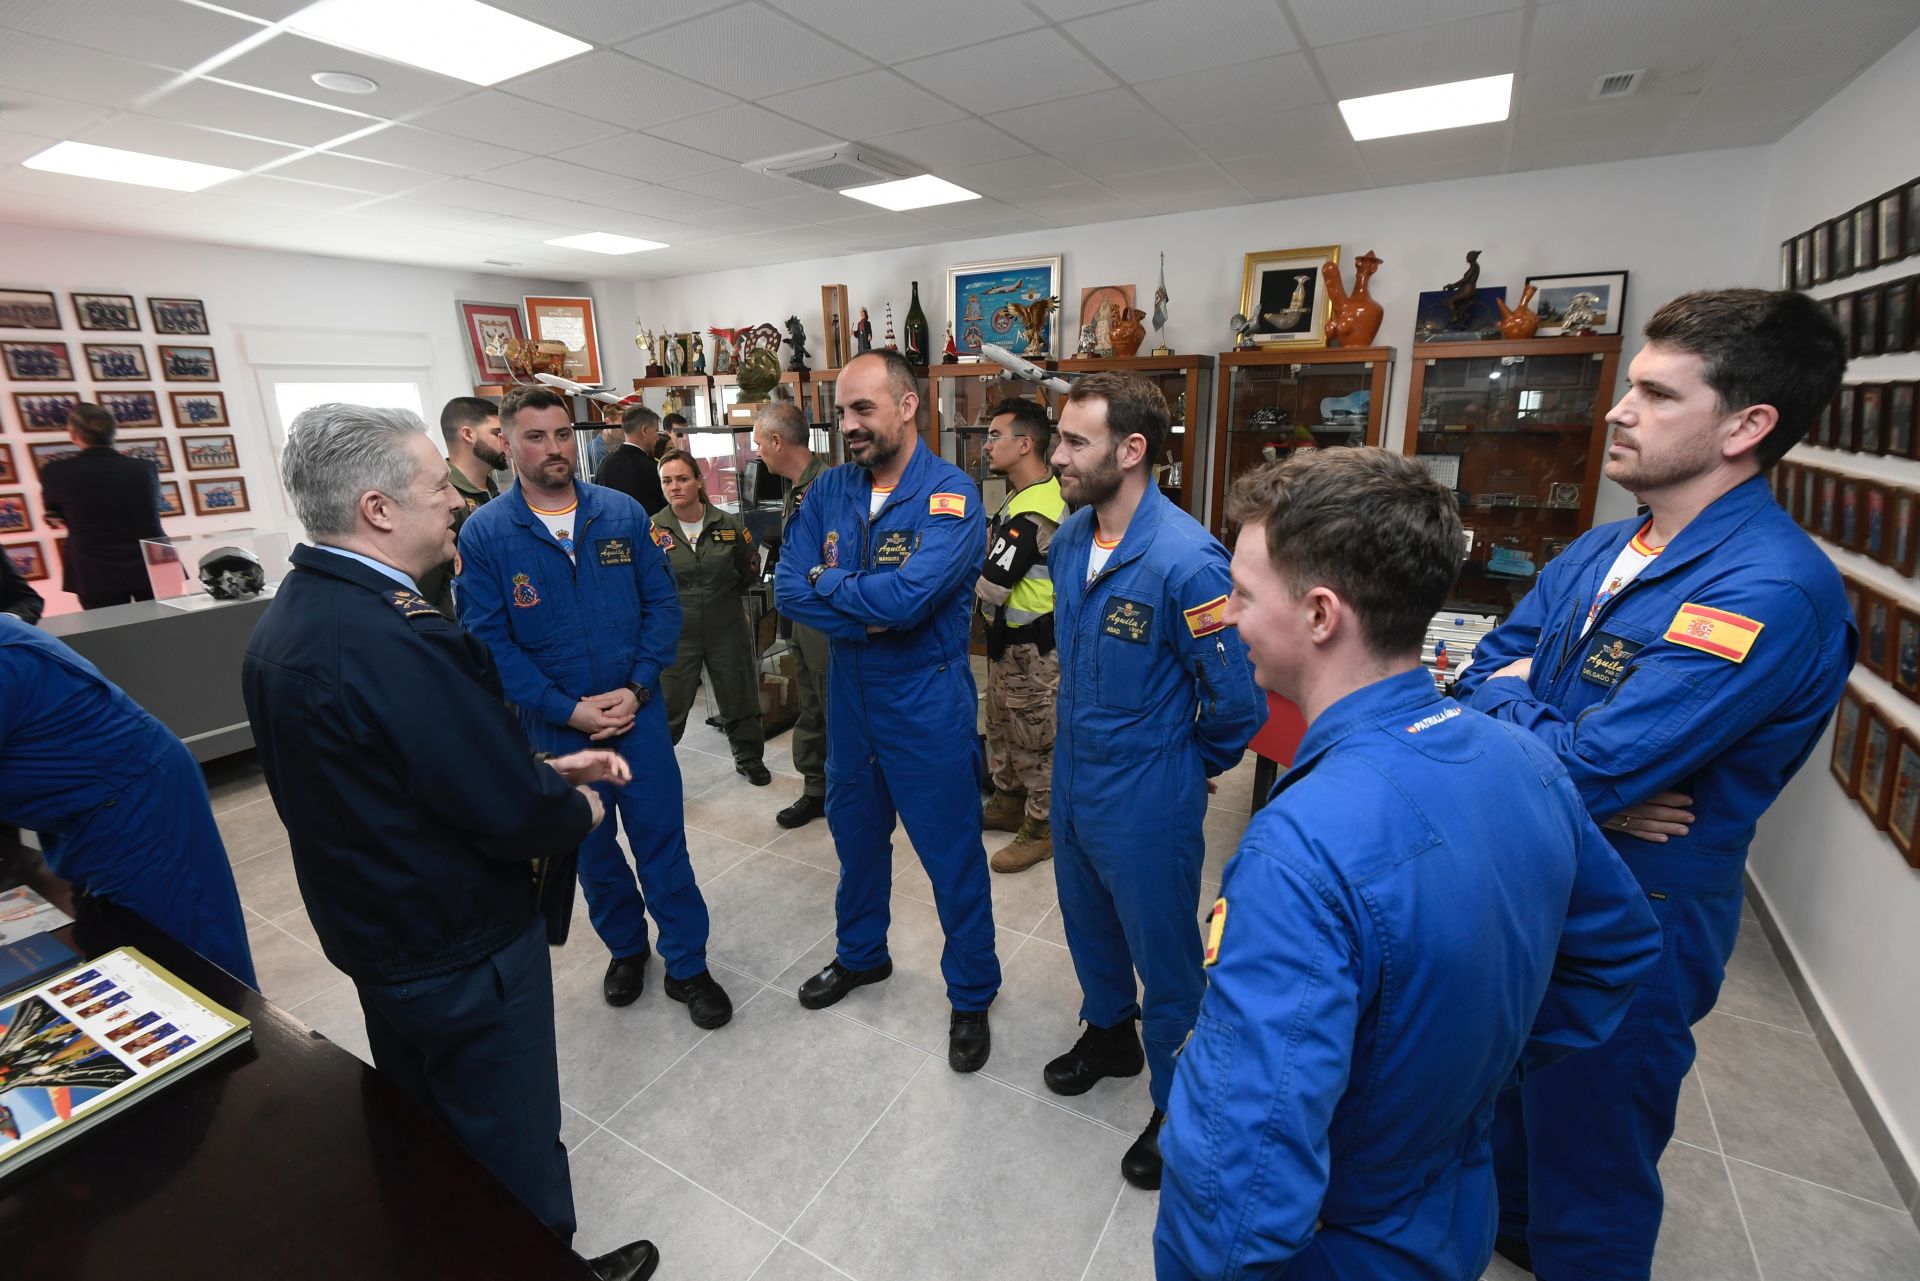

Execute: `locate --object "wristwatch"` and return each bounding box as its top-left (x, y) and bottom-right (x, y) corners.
top-left (808, 564), bottom-right (827, 586)
top-left (624, 681), bottom-right (652, 708)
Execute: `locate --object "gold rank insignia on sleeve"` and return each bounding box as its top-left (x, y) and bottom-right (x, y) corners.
top-left (1664, 602), bottom-right (1762, 663)
top-left (1184, 594), bottom-right (1229, 638)
top-left (384, 588), bottom-right (441, 619)
top-left (1204, 897), bottom-right (1227, 966)
top-left (930, 491), bottom-right (967, 517)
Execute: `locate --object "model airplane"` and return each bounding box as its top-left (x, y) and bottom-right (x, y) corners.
top-left (533, 371), bottom-right (625, 404)
top-left (979, 343), bottom-right (1074, 394)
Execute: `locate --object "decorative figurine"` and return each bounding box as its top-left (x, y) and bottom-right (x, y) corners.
top-left (1558, 291), bottom-right (1602, 336)
top-left (1094, 302), bottom-right (1115, 357)
top-left (1263, 275), bottom-right (1310, 333)
top-left (665, 335), bottom-right (683, 377)
top-left (1076, 321), bottom-right (1100, 359)
top-left (1323, 250), bottom-right (1384, 348)
top-left (692, 337), bottom-right (707, 374)
top-left (709, 327), bottom-right (739, 374)
top-left (1442, 250), bottom-right (1482, 331)
top-left (785, 315), bottom-right (810, 371)
top-left (854, 307), bottom-right (873, 353)
top-left (737, 347), bottom-right (781, 403)
top-left (1150, 252), bottom-right (1172, 356)
top-left (1110, 306), bottom-right (1147, 359)
top-left (1229, 312), bottom-right (1258, 350)
top-left (636, 323), bottom-right (663, 377)
top-left (941, 323), bottom-right (959, 364)
top-left (883, 303), bottom-right (898, 351)
top-left (1497, 282), bottom-right (1540, 340)
top-left (1005, 294), bottom-right (1058, 358)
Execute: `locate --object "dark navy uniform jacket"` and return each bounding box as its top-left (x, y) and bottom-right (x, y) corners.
top-left (1156, 669), bottom-right (1662, 1280)
top-left (241, 544), bottom-right (592, 986)
top-left (1457, 475), bottom-right (1855, 896)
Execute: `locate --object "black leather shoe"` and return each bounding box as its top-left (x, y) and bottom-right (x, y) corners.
top-left (738, 761), bottom-right (773, 786)
top-left (602, 951), bottom-right (650, 1007)
top-left (1121, 1109), bottom-right (1164, 1190)
top-left (1493, 1235), bottom-right (1534, 1273)
top-left (777, 793), bottom-right (826, 829)
top-left (949, 1008), bottom-right (991, 1073)
top-left (797, 959), bottom-right (892, 1009)
top-left (587, 1238), bottom-right (659, 1281)
top-left (1044, 1018), bottom-right (1145, 1096)
top-left (664, 969), bottom-right (733, 1029)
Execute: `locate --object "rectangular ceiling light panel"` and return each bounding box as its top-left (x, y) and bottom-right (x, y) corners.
top-left (24, 141), bottom-right (242, 192)
top-left (286, 0), bottom-right (590, 86)
top-left (840, 174), bottom-right (980, 211)
top-left (545, 232), bottom-right (669, 254)
top-left (1338, 73), bottom-right (1514, 142)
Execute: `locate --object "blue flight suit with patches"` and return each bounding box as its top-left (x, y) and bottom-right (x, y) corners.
top-left (458, 480), bottom-right (712, 979)
top-left (772, 441), bottom-right (999, 1009)
top-left (1155, 669), bottom-right (1662, 1280)
top-left (1455, 475), bottom-right (1854, 1279)
top-left (0, 616), bottom-right (254, 987)
top-left (1049, 484), bottom-right (1261, 1109)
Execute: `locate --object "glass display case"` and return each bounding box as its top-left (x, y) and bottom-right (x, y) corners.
top-left (1210, 347), bottom-right (1394, 536)
top-left (630, 375), bottom-right (715, 428)
top-left (711, 370), bottom-right (808, 428)
top-left (804, 366), bottom-right (843, 462)
top-left (141, 530), bottom-right (293, 610)
top-left (1403, 335), bottom-right (1622, 615)
top-left (1057, 355), bottom-right (1211, 520)
top-left (929, 363), bottom-right (1041, 508)
top-left (678, 425), bottom-right (762, 514)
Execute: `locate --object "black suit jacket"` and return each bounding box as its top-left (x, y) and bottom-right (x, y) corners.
top-left (593, 442), bottom-right (666, 515)
top-left (0, 549), bottom-right (43, 624)
top-left (38, 447), bottom-right (163, 606)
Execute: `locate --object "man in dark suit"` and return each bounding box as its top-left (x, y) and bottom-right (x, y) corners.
top-left (592, 404), bottom-right (667, 515)
top-left (39, 403), bottom-right (164, 609)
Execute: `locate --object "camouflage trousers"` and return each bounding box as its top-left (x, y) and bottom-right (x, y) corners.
top-left (986, 639), bottom-right (1058, 822)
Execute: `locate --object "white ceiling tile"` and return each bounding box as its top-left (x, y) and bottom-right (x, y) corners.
top-left (1508, 128), bottom-right (1662, 173)
top-left (502, 51), bottom-right (735, 131)
top-left (1132, 186), bottom-right (1253, 216)
top-left (985, 88), bottom-right (1165, 149)
top-left (1520, 0), bottom-right (1761, 114)
top-left (473, 156), bottom-right (647, 199)
top-left (745, 223), bottom-right (868, 251)
top-left (1313, 8), bottom-right (1525, 102)
top-left (1510, 95), bottom-right (1688, 152)
top-left (0, 0), bottom-right (265, 71)
top-left (948, 152), bottom-right (1088, 200)
top-left (765, 0), bottom-right (1044, 63)
top-left (0, 32), bottom-right (178, 108)
top-left (648, 104), bottom-right (838, 163)
top-left (1012, 178), bottom-right (1142, 220)
top-left (1028, 0), bottom-right (1145, 19)
top-left (815, 210), bottom-right (938, 237)
top-left (585, 182), bottom-right (734, 223)
top-left (193, 0), bottom-right (309, 18)
top-left (1050, 131), bottom-right (1209, 179)
top-left (910, 196), bottom-right (1025, 228)
top-left (0, 126), bottom-right (48, 164)
top-left (1235, 159), bottom-right (1374, 202)
top-left (1135, 51), bottom-right (1326, 125)
top-left (1719, 8), bottom-right (1920, 85)
top-left (898, 29), bottom-right (1115, 114)
top-left (1287, 0), bottom-right (1523, 48)
top-left (203, 175), bottom-right (377, 213)
top-left (334, 196), bottom-right (495, 228)
top-left (408, 177), bottom-right (557, 216)
top-left (622, 4), bottom-right (872, 100)
top-left (1067, 0), bottom-right (1300, 81)
top-left (1658, 74), bottom-right (1856, 152)
top-left (488, 0), bottom-right (736, 43)
top-left (553, 132), bottom-right (733, 183)
top-left (507, 199), bottom-right (689, 241)
top-left (0, 91), bottom-right (113, 140)
top-left (867, 118), bottom-right (1032, 172)
top-left (206, 33), bottom-right (474, 119)
top-left (73, 114), bottom-right (300, 169)
top-left (1185, 102), bottom-right (1348, 161)
top-left (662, 165), bottom-right (808, 206)
top-left (143, 79), bottom-right (382, 147)
top-left (1102, 162), bottom-right (1243, 201)
top-left (328, 125), bottom-right (529, 176)
top-left (1355, 119), bottom-right (1508, 184)
top-left (758, 70), bottom-right (968, 139)
top-left (408, 91), bottom-right (626, 155)
top-left (0, 164), bottom-right (182, 208)
top-left (692, 205), bottom-right (802, 234)
top-left (450, 214), bottom-right (597, 242)
top-left (259, 150), bottom-right (437, 195)
top-left (756, 187), bottom-right (872, 221)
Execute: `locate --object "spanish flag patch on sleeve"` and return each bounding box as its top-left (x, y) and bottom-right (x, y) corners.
top-left (929, 491), bottom-right (967, 517)
top-left (1184, 594), bottom-right (1229, 638)
top-left (1664, 602), bottom-right (1763, 662)
top-left (1204, 897), bottom-right (1227, 967)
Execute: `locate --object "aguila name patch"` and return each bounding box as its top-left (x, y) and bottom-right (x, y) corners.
top-left (596, 537), bottom-right (633, 567)
top-left (874, 529), bottom-right (914, 566)
top-left (1103, 597), bottom-right (1153, 643)
top-left (1184, 594), bottom-right (1229, 638)
top-left (1665, 602), bottom-right (1762, 663)
top-left (1579, 631), bottom-right (1643, 687)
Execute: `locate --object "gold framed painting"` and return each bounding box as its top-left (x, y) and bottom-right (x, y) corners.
top-left (523, 295), bottom-right (602, 385)
top-left (1239, 245), bottom-right (1339, 348)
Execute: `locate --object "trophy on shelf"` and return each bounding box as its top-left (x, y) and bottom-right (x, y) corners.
top-left (1005, 294), bottom-right (1058, 358)
top-left (636, 322), bottom-right (663, 377)
top-left (1229, 312), bottom-right (1258, 351)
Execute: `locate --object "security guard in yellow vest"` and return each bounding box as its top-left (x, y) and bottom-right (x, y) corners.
top-left (651, 449), bottom-right (769, 784)
top-left (977, 398), bottom-right (1066, 873)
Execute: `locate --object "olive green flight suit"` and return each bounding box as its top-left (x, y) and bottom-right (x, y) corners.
top-left (651, 504), bottom-right (766, 768)
top-left (782, 455), bottom-right (829, 799)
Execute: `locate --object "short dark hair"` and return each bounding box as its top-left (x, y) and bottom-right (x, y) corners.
top-left (1642, 288), bottom-right (1846, 469)
top-left (1065, 371), bottom-right (1166, 466)
top-left (662, 412), bottom-right (688, 432)
top-left (852, 348), bottom-right (921, 407)
top-left (68, 403), bottom-right (116, 446)
top-left (1226, 448), bottom-right (1463, 658)
top-left (620, 404), bottom-right (660, 435)
top-left (499, 384), bottom-right (569, 427)
top-left (438, 395), bottom-right (498, 445)
top-left (986, 397), bottom-right (1051, 444)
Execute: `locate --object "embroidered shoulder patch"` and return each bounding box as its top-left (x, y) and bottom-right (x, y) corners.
top-left (649, 527), bottom-right (675, 552)
top-left (512, 573), bottom-right (540, 608)
top-left (1204, 897), bottom-right (1227, 967)
top-left (1664, 602), bottom-right (1762, 663)
top-left (1183, 594), bottom-right (1229, 638)
top-left (930, 491), bottom-right (967, 517)
top-left (384, 588), bottom-right (440, 619)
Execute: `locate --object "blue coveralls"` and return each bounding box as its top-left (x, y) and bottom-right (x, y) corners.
top-left (1456, 474), bottom-right (1854, 1279)
top-left (1049, 485), bottom-right (1261, 1109)
top-left (459, 480), bottom-right (711, 978)
top-left (1156, 668), bottom-right (1662, 1280)
top-left (772, 441), bottom-right (1000, 1010)
top-left (0, 616), bottom-right (254, 987)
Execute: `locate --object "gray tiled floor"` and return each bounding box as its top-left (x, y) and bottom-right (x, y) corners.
top-left (205, 700), bottom-right (1920, 1281)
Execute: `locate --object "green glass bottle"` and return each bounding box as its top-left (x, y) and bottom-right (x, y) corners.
top-left (903, 280), bottom-right (929, 365)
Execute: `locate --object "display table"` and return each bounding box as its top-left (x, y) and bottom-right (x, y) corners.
top-left (41, 595), bottom-right (269, 761)
top-left (0, 846), bottom-right (591, 1280)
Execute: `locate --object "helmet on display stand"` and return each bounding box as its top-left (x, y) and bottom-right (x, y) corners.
top-left (198, 546), bottom-right (266, 600)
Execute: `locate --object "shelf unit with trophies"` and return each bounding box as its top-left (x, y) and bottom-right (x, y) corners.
top-left (1402, 335), bottom-right (1622, 616)
top-left (1208, 346), bottom-right (1395, 536)
top-left (1058, 355), bottom-right (1213, 521)
top-left (631, 374), bottom-right (716, 428)
top-left (929, 363), bottom-right (1039, 510)
top-left (711, 370), bottom-right (809, 427)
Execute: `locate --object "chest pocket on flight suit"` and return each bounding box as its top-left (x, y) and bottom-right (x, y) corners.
top-left (504, 555), bottom-right (563, 650)
top-left (1097, 594), bottom-right (1157, 710)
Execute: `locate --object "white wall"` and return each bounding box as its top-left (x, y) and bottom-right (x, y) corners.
top-left (630, 145), bottom-right (1773, 525)
top-left (1750, 26), bottom-right (1920, 1180)
top-left (0, 225), bottom-right (574, 613)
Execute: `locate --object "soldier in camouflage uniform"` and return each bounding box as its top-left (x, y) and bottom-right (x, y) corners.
top-left (754, 403), bottom-right (831, 829)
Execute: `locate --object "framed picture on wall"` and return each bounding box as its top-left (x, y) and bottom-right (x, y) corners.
top-left (190, 476), bottom-right (249, 515)
top-left (522, 296), bottom-right (601, 384)
top-left (0, 289), bottom-right (59, 330)
top-left (1877, 188), bottom-right (1906, 267)
top-left (1240, 245), bottom-right (1338, 347)
top-left (1858, 288), bottom-right (1882, 358)
top-left (1797, 465), bottom-right (1819, 529)
top-left (148, 297), bottom-right (209, 335)
top-left (1810, 223), bottom-right (1832, 285)
top-left (947, 254), bottom-right (1065, 360)
top-left (1831, 687), bottom-right (1867, 793)
top-left (0, 444), bottom-right (14, 485)
top-left (1892, 488), bottom-right (1919, 576)
top-left (181, 433), bottom-right (238, 471)
top-left (27, 441), bottom-right (79, 477)
top-left (1864, 482), bottom-right (1890, 561)
top-left (1792, 233), bottom-right (1812, 289)
top-left (2, 542), bottom-right (46, 581)
top-left (157, 479), bottom-right (185, 518)
top-left (1892, 382), bottom-right (1918, 459)
top-left (1895, 606), bottom-right (1920, 698)
top-left (1817, 469), bottom-right (1840, 540)
top-left (1, 340), bottom-right (72, 380)
top-left (0, 492), bottom-right (30, 536)
top-left (97, 390), bottom-right (161, 429)
top-left (1888, 731), bottom-right (1920, 865)
top-left (1771, 459), bottom-right (1794, 508)
top-left (117, 437), bottom-right (174, 474)
top-left (1852, 204), bottom-right (1878, 274)
top-left (169, 390), bottom-right (228, 427)
top-left (83, 342), bottom-right (149, 381)
top-left (456, 300), bottom-right (525, 382)
top-left (71, 293), bottom-right (139, 331)
top-left (1839, 477), bottom-right (1863, 549)
top-left (1858, 703), bottom-right (1897, 829)
top-left (1858, 383), bottom-right (1886, 455)
top-left (1832, 293), bottom-right (1856, 356)
top-left (158, 345), bottom-right (218, 382)
top-left (1886, 281), bottom-right (1913, 354)
top-left (1861, 587), bottom-right (1895, 679)
top-left (11, 391), bottom-right (81, 433)
top-left (1779, 241), bottom-right (1793, 290)
top-left (1907, 179), bottom-right (1920, 258)
top-left (1832, 215), bottom-right (1855, 280)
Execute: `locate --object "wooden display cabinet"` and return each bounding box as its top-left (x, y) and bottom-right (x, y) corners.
top-left (1402, 335), bottom-right (1622, 616)
top-left (1057, 355), bottom-right (1212, 521)
top-left (631, 374), bottom-right (716, 428)
top-left (929, 363), bottom-right (1042, 511)
top-left (1209, 347), bottom-right (1394, 536)
top-left (804, 367), bottom-right (844, 463)
top-left (711, 370), bottom-right (808, 427)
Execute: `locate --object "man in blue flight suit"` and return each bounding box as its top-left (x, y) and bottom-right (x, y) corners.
top-left (458, 385), bottom-right (731, 1028)
top-left (1156, 449), bottom-right (1662, 1281)
top-left (1455, 289), bottom-right (1852, 1280)
top-left (1, 619), bottom-right (254, 988)
top-left (773, 348), bottom-right (1000, 1072)
top-left (1044, 371), bottom-right (1262, 1188)
top-left (241, 403), bottom-right (657, 1280)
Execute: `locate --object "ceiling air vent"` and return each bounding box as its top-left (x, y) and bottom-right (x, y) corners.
top-left (746, 144), bottom-right (918, 193)
top-left (1591, 69), bottom-right (1645, 100)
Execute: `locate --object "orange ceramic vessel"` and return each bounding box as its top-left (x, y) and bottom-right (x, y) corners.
top-left (1498, 284), bottom-right (1540, 340)
top-left (1324, 251), bottom-right (1384, 348)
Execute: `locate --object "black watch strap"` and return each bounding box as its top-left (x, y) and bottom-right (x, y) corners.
top-left (625, 681), bottom-right (651, 707)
